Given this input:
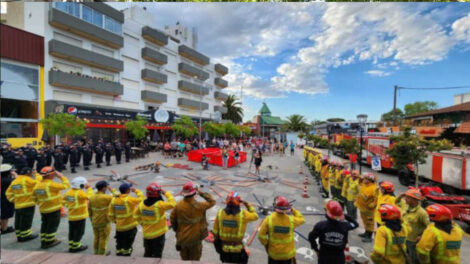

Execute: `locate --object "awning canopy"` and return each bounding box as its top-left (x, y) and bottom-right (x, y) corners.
top-left (455, 121), bottom-right (470, 134)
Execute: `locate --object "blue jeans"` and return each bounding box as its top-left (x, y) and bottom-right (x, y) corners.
top-left (223, 157), bottom-right (228, 168)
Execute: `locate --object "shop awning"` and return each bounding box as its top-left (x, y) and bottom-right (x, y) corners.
top-left (455, 121), bottom-right (470, 134)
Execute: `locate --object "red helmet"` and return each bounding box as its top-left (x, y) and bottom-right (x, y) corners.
top-left (325, 200), bottom-right (344, 220)
top-left (405, 188), bottom-right (423, 201)
top-left (146, 182), bottom-right (162, 198)
top-left (380, 181), bottom-right (395, 193)
top-left (274, 196), bottom-right (291, 213)
top-left (342, 170), bottom-right (351, 176)
top-left (226, 191), bottom-right (241, 206)
top-left (378, 203), bottom-right (401, 220)
top-left (182, 181), bottom-right (197, 197)
top-left (426, 204), bottom-right (453, 222)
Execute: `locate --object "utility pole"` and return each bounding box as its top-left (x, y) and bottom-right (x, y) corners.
top-left (393, 85), bottom-right (398, 126)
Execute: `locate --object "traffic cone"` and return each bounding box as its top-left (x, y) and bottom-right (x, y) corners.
top-left (302, 185), bottom-right (309, 198)
top-left (60, 207), bottom-right (66, 217)
top-left (299, 165), bottom-right (303, 174)
top-left (303, 174), bottom-right (309, 185)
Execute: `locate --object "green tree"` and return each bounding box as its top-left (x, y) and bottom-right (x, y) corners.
top-left (386, 127), bottom-right (454, 186)
top-left (326, 118), bottom-right (345, 122)
top-left (238, 125), bottom-right (252, 136)
top-left (202, 121), bottom-right (224, 138)
top-left (223, 121), bottom-right (241, 138)
top-left (222, 95), bottom-right (243, 124)
top-left (40, 113), bottom-right (86, 139)
top-left (381, 108), bottom-right (405, 122)
top-left (339, 138), bottom-right (360, 154)
top-left (284, 114), bottom-right (308, 132)
top-left (172, 115), bottom-right (198, 139)
top-left (404, 101), bottom-right (438, 116)
top-left (125, 116), bottom-right (148, 141)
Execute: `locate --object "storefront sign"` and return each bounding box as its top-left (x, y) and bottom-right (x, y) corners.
top-left (415, 127), bottom-right (443, 137)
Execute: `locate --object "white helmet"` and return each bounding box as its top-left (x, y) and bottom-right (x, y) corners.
top-left (71, 177), bottom-right (87, 189)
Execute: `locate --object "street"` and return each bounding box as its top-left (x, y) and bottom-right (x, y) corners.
top-left (1, 148), bottom-right (469, 263)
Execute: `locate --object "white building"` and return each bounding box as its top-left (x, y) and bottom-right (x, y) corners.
top-left (1, 2), bottom-right (229, 141)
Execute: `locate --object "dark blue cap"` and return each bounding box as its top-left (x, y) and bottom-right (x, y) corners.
top-left (119, 182), bottom-right (132, 194)
top-left (95, 180), bottom-right (109, 190)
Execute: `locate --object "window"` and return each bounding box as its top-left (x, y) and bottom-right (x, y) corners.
top-left (92, 70), bottom-right (114, 81)
top-left (82, 5), bottom-right (92, 23)
top-left (53, 32), bottom-right (82, 47)
top-left (92, 10), bottom-right (103, 28)
top-left (92, 44), bottom-right (113, 57)
top-left (53, 61), bottom-right (82, 73)
top-left (105, 16), bottom-right (113, 32)
top-left (0, 99), bottom-right (38, 119)
top-left (1, 122), bottom-right (38, 138)
top-left (1, 62), bottom-right (38, 101)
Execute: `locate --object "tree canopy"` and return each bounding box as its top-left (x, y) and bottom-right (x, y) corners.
top-left (326, 118), bottom-right (345, 122)
top-left (339, 138), bottom-right (360, 154)
top-left (284, 114), bottom-right (308, 132)
top-left (223, 121), bottom-right (241, 138)
top-left (172, 115), bottom-right (198, 138)
top-left (40, 113), bottom-right (86, 138)
top-left (202, 121), bottom-right (225, 138)
top-left (125, 116), bottom-right (148, 140)
top-left (404, 101), bottom-right (438, 116)
top-left (381, 108), bottom-right (405, 122)
top-left (222, 95), bottom-right (243, 124)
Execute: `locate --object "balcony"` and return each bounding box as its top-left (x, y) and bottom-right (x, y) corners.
top-left (214, 105), bottom-right (228, 114)
top-left (214, 63), bottom-right (228, 76)
top-left (141, 47), bottom-right (167, 65)
top-left (214, 91), bottom-right (229, 101)
top-left (141, 90), bottom-right (167, 104)
top-left (141, 69), bottom-right (168, 85)
top-left (142, 26), bottom-right (168, 46)
top-left (49, 70), bottom-right (123, 96)
top-left (178, 63), bottom-right (209, 81)
top-left (178, 45), bottom-right (209, 66)
top-left (48, 8), bottom-right (123, 49)
top-left (178, 98), bottom-right (209, 111)
top-left (49, 39), bottom-right (123, 72)
top-left (214, 77), bottom-right (228, 88)
top-left (178, 80), bottom-right (209, 95)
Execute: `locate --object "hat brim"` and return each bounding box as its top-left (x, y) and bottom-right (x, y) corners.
top-left (182, 190), bottom-right (196, 196)
top-left (326, 211), bottom-right (344, 221)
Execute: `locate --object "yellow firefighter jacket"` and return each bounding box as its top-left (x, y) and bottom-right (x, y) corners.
top-left (63, 187), bottom-right (94, 221)
top-left (88, 188), bottom-right (119, 228)
top-left (417, 222), bottom-right (463, 264)
top-left (135, 191), bottom-right (176, 239)
top-left (6, 174), bottom-right (42, 209)
top-left (371, 223), bottom-right (410, 264)
top-left (108, 190), bottom-right (144, 231)
top-left (33, 176), bottom-right (70, 213)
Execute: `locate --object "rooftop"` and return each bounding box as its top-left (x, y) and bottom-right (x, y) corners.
top-left (406, 101), bottom-right (470, 118)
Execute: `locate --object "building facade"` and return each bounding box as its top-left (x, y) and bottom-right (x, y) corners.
top-left (1, 2), bottom-right (229, 143)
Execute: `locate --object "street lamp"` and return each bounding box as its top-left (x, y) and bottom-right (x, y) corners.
top-left (194, 75), bottom-right (203, 142)
top-left (357, 114), bottom-right (368, 174)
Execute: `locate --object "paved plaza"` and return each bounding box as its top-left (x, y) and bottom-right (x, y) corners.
top-left (2, 148), bottom-right (469, 263)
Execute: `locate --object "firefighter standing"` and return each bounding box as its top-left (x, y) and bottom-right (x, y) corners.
top-left (23, 143), bottom-right (37, 169)
top-left (334, 169), bottom-right (348, 207)
top-left (108, 182), bottom-right (144, 256)
top-left (370, 203), bottom-right (409, 264)
top-left (396, 188), bottom-right (429, 264)
top-left (89, 180), bottom-right (118, 255)
top-left (82, 145), bottom-right (92, 171)
top-left (13, 149), bottom-right (28, 173)
top-left (5, 167), bottom-right (41, 242)
top-left (105, 143), bottom-right (113, 166)
top-left (328, 162), bottom-right (337, 198)
top-left (35, 149), bottom-right (48, 173)
top-left (308, 200), bottom-right (359, 264)
top-left (124, 142), bottom-right (131, 163)
top-left (135, 183), bottom-right (176, 258)
top-left (375, 181), bottom-right (396, 227)
top-left (33, 166), bottom-right (70, 248)
top-left (213, 192), bottom-right (259, 264)
top-left (342, 170), bottom-right (360, 220)
top-left (53, 148), bottom-right (65, 172)
top-left (63, 177), bottom-right (93, 252)
top-left (170, 181), bottom-right (216, 261)
top-left (69, 145), bottom-right (79, 174)
top-left (1, 143), bottom-right (15, 165)
top-left (114, 141), bottom-right (122, 165)
top-left (258, 196), bottom-right (305, 264)
top-left (94, 145), bottom-right (104, 168)
top-left (355, 172), bottom-right (378, 242)
top-left (417, 204), bottom-right (463, 264)
top-left (320, 159), bottom-right (330, 198)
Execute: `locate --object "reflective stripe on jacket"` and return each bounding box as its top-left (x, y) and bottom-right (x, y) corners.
top-left (371, 224), bottom-right (409, 264)
top-left (135, 191), bottom-right (176, 239)
top-left (89, 189), bottom-right (118, 228)
top-left (108, 190), bottom-right (144, 231)
top-left (6, 174), bottom-right (42, 209)
top-left (417, 223), bottom-right (462, 264)
top-left (33, 176), bottom-right (70, 213)
top-left (63, 187), bottom-right (93, 221)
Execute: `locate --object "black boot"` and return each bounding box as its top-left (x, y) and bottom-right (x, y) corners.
top-left (358, 232), bottom-right (368, 238)
top-left (97, 164), bottom-right (101, 168)
top-left (71, 168), bottom-right (76, 173)
top-left (42, 239), bottom-right (61, 249)
top-left (19, 233), bottom-right (38, 242)
top-left (361, 231), bottom-right (373, 243)
top-left (84, 166), bottom-right (89, 171)
top-left (70, 244), bottom-right (88, 253)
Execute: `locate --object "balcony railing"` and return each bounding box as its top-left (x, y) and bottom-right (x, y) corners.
top-left (178, 63), bottom-right (209, 81)
top-left (178, 98), bottom-right (209, 110)
top-left (214, 91), bottom-right (229, 101)
top-left (178, 80), bottom-right (209, 95)
top-left (214, 63), bottom-right (228, 76)
top-left (214, 77), bottom-right (228, 88)
top-left (49, 69), bottom-right (123, 96)
top-left (142, 26), bottom-right (168, 47)
top-left (141, 69), bottom-right (168, 84)
top-left (141, 47), bottom-right (167, 65)
top-left (141, 90), bottom-right (167, 103)
top-left (178, 45), bottom-right (209, 66)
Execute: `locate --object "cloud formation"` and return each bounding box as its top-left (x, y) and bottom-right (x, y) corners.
top-left (365, 70), bottom-right (392, 77)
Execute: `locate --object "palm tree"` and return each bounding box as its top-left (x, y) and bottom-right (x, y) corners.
top-left (222, 95), bottom-right (243, 124)
top-left (284, 114), bottom-right (308, 132)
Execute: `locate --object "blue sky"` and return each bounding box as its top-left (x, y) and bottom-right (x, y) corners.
top-left (113, 3), bottom-right (470, 122)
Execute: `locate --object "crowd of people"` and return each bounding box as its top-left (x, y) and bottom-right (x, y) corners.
top-left (304, 146), bottom-right (463, 264)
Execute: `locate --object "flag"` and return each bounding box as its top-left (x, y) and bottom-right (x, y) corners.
top-left (41, 129), bottom-right (49, 142)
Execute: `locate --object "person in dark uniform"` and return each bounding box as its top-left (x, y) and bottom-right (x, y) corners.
top-left (308, 200), bottom-right (359, 264)
top-left (23, 143), bottom-right (37, 169)
top-left (105, 143), bottom-right (113, 166)
top-left (114, 141), bottom-right (122, 165)
top-left (124, 142), bottom-right (131, 163)
top-left (14, 149), bottom-right (28, 173)
top-left (44, 145), bottom-right (53, 166)
top-left (94, 145), bottom-right (104, 168)
top-left (1, 164), bottom-right (16, 235)
top-left (35, 148), bottom-right (48, 173)
top-left (74, 142), bottom-right (81, 167)
top-left (82, 144), bottom-right (92, 171)
top-left (62, 142), bottom-right (70, 168)
top-left (69, 145), bottom-right (79, 174)
top-left (1, 143), bottom-right (15, 165)
top-left (53, 148), bottom-right (65, 172)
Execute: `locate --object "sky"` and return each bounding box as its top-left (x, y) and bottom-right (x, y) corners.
top-left (112, 2), bottom-right (470, 122)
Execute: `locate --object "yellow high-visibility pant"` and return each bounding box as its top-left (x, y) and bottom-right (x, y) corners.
top-left (360, 210), bottom-right (375, 232)
top-left (93, 224), bottom-right (111, 255)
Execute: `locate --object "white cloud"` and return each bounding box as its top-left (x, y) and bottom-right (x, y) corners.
top-left (365, 70), bottom-right (392, 77)
top-left (452, 13), bottom-right (470, 43)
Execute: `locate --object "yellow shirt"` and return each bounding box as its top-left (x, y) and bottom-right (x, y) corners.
top-left (375, 194), bottom-right (396, 225)
top-left (33, 176), bottom-right (70, 213)
top-left (334, 170), bottom-right (343, 189)
top-left (371, 224), bottom-right (410, 264)
top-left (213, 204), bottom-right (259, 253)
top-left (328, 169), bottom-right (336, 186)
top-left (63, 187), bottom-right (93, 221)
top-left (108, 190), bottom-right (144, 231)
top-left (6, 174), bottom-right (42, 209)
top-left (417, 222), bottom-right (462, 264)
top-left (398, 201), bottom-right (429, 242)
top-left (258, 209), bottom-right (305, 260)
top-left (135, 191), bottom-right (176, 239)
top-left (89, 189), bottom-right (119, 228)
top-left (355, 182), bottom-right (378, 212)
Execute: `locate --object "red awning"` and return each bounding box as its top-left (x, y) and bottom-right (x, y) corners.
top-left (86, 123), bottom-right (171, 130)
top-left (455, 121), bottom-right (470, 134)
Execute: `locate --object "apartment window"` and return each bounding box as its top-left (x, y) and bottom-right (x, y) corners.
top-left (82, 5), bottom-right (92, 23)
top-left (145, 62), bottom-right (161, 72)
top-left (92, 10), bottom-right (103, 27)
top-left (53, 31), bottom-right (82, 47)
top-left (53, 61), bottom-right (82, 73)
top-left (0, 62), bottom-right (39, 138)
top-left (92, 44), bottom-right (114, 57)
